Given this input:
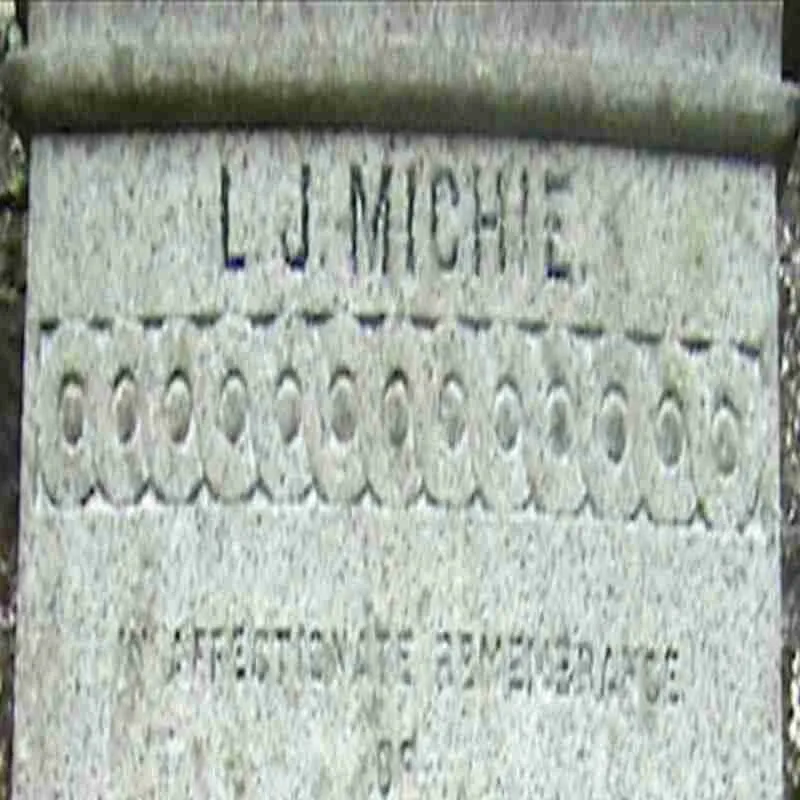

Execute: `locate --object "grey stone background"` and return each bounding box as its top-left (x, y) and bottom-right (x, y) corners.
top-left (0, 1), bottom-right (799, 797)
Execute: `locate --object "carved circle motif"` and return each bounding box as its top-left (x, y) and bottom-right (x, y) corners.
top-left (164, 372), bottom-right (192, 445)
top-left (197, 315), bottom-right (258, 502)
top-left (527, 327), bottom-right (588, 514)
top-left (633, 341), bottom-right (698, 525)
top-left (94, 320), bottom-right (150, 506)
top-left (494, 382), bottom-right (521, 453)
top-left (306, 315), bottom-right (367, 503)
top-left (439, 376), bottom-right (466, 451)
top-left (599, 388), bottom-right (627, 465)
top-left (476, 326), bottom-right (531, 511)
top-left (689, 344), bottom-right (765, 529)
top-left (59, 377), bottom-right (85, 447)
top-left (219, 371), bottom-right (248, 446)
top-left (711, 401), bottom-right (739, 478)
top-left (366, 320), bottom-right (424, 508)
top-left (146, 320), bottom-right (203, 503)
top-left (112, 372), bottom-right (138, 446)
top-left (546, 384), bottom-right (573, 458)
top-left (38, 322), bottom-right (97, 507)
top-left (33, 315), bottom-right (767, 528)
top-left (655, 395), bottom-right (683, 468)
top-left (421, 323), bottom-right (476, 507)
top-left (254, 314), bottom-right (314, 502)
top-left (582, 335), bottom-right (643, 520)
top-left (330, 370), bottom-right (358, 445)
top-left (275, 371), bottom-right (302, 445)
top-left (383, 372), bottom-right (410, 449)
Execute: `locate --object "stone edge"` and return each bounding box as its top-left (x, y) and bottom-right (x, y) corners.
top-left (1, 39), bottom-right (798, 161)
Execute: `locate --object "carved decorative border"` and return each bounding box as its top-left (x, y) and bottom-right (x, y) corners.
top-left (32, 314), bottom-right (767, 528)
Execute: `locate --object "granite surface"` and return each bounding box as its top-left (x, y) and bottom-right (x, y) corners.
top-left (11, 2), bottom-right (785, 798)
top-left (15, 130), bottom-right (783, 800)
top-left (27, 0), bottom-right (782, 75)
top-left (5, 2), bottom-right (791, 161)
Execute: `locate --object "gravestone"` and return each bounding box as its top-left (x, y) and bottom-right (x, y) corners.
top-left (7, 2), bottom-right (790, 797)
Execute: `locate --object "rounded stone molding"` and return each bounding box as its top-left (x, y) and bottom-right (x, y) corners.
top-left (420, 321), bottom-right (478, 508)
top-left (93, 319), bottom-right (150, 506)
top-left (364, 319), bottom-right (424, 507)
top-left (197, 316), bottom-right (258, 502)
top-left (689, 344), bottom-right (766, 528)
top-left (581, 333), bottom-right (644, 519)
top-left (527, 326), bottom-right (589, 514)
top-left (634, 341), bottom-right (697, 524)
top-left (253, 314), bottom-right (316, 503)
top-left (145, 319), bottom-right (204, 503)
top-left (306, 315), bottom-right (368, 504)
top-left (475, 324), bottom-right (532, 511)
top-left (38, 322), bottom-right (98, 507)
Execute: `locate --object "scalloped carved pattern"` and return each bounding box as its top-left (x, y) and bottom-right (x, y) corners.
top-left (34, 315), bottom-right (767, 527)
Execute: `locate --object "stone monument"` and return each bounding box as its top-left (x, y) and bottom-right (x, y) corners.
top-left (3, 1), bottom-right (794, 797)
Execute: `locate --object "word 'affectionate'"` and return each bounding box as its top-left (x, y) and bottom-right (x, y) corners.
top-left (37, 315), bottom-right (764, 528)
top-left (222, 160), bottom-right (575, 280)
top-left (156, 623), bottom-right (683, 708)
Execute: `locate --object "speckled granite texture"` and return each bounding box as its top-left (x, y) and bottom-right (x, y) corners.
top-left (11, 2), bottom-right (784, 798)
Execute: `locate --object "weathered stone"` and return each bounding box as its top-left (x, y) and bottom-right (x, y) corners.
top-left (12, 2), bottom-right (784, 798)
top-left (3, 2), bottom-right (795, 160)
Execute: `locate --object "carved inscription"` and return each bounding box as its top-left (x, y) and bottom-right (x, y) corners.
top-left (17, 121), bottom-right (782, 799)
top-left (223, 158), bottom-right (576, 282)
top-left (161, 622), bottom-right (684, 707)
top-left (121, 616), bottom-right (685, 794)
top-left (36, 316), bottom-right (766, 528)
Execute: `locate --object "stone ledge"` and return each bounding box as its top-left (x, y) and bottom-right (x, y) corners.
top-left (1, 39), bottom-right (798, 161)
